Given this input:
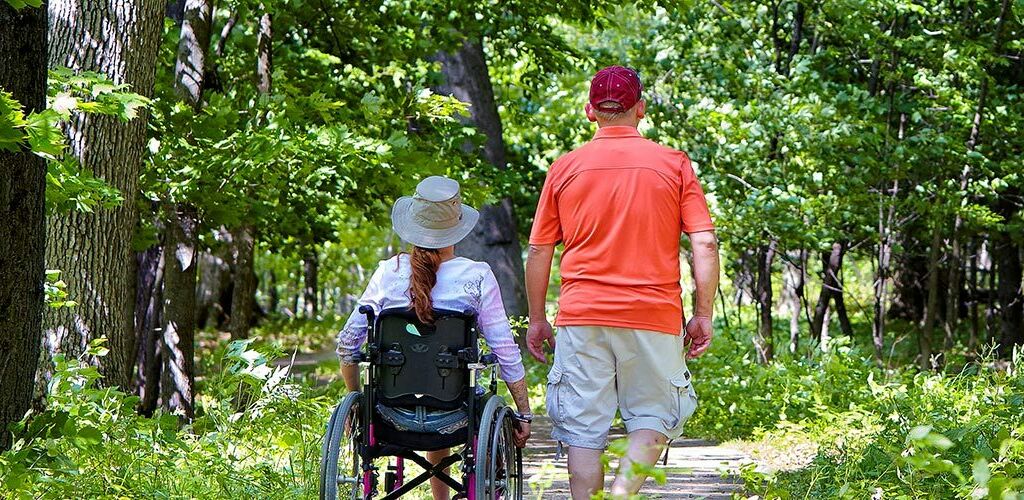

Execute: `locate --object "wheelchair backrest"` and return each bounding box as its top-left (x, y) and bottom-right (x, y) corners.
top-left (372, 307), bottom-right (477, 409)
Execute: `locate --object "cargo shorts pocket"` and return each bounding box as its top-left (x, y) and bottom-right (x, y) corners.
top-left (668, 367), bottom-right (698, 437)
top-left (545, 366), bottom-right (565, 427)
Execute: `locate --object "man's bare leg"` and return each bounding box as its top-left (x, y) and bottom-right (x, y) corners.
top-left (567, 446), bottom-right (605, 500)
top-left (609, 430), bottom-right (668, 496)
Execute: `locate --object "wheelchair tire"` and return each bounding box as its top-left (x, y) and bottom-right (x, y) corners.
top-left (474, 396), bottom-right (523, 499)
top-left (320, 391), bottom-right (363, 500)
top-left (489, 408), bottom-right (523, 499)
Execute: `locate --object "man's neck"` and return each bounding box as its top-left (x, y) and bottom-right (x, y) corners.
top-left (596, 121), bottom-right (640, 129)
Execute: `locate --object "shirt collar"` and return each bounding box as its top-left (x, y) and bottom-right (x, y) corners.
top-left (593, 125), bottom-right (642, 140)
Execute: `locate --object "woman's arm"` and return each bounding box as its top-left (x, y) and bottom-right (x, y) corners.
top-left (503, 376), bottom-right (530, 414)
top-left (336, 262), bottom-right (387, 384)
top-left (341, 363), bottom-right (360, 391)
top-left (476, 269), bottom-right (526, 383)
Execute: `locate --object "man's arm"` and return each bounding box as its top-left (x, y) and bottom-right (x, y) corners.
top-left (686, 230), bottom-right (719, 358)
top-left (525, 244), bottom-right (557, 363)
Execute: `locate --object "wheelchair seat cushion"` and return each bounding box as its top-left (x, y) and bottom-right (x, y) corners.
top-left (376, 404), bottom-right (468, 435)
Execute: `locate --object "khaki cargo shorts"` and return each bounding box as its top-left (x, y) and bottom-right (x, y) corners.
top-left (545, 325), bottom-right (698, 450)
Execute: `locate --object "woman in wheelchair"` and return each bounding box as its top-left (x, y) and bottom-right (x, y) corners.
top-left (330, 176), bottom-right (531, 500)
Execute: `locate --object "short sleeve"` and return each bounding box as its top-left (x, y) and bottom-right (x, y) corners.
top-left (529, 161), bottom-right (563, 245)
top-left (679, 154), bottom-right (715, 234)
top-left (336, 261), bottom-right (388, 364)
top-left (476, 267), bottom-right (525, 382)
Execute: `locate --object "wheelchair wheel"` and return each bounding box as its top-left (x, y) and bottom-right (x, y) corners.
top-left (475, 397), bottom-right (523, 499)
top-left (320, 391), bottom-right (363, 500)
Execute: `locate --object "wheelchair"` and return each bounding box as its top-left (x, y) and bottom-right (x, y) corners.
top-left (320, 306), bottom-right (524, 500)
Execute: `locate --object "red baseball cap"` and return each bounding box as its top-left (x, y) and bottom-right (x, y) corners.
top-left (589, 66), bottom-right (643, 113)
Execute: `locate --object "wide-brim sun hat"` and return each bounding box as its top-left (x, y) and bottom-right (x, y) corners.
top-left (391, 176), bottom-right (480, 249)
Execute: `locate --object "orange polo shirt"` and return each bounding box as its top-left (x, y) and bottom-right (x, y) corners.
top-left (529, 126), bottom-right (715, 335)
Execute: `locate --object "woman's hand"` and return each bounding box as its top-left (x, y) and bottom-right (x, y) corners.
top-left (512, 421), bottom-right (531, 448)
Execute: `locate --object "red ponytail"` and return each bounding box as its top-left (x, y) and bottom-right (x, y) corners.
top-left (409, 246), bottom-right (442, 323)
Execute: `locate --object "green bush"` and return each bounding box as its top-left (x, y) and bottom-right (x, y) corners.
top-left (0, 339), bottom-right (343, 499)
top-left (686, 324), bottom-right (1024, 499)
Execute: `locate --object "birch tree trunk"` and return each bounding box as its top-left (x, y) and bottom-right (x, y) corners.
top-left (0, 0), bottom-right (48, 450)
top-left (41, 0), bottom-right (164, 390)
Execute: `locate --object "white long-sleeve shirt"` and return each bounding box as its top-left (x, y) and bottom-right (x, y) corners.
top-left (336, 254), bottom-right (525, 382)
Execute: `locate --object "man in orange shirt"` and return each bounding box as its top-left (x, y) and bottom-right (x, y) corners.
top-left (526, 66), bottom-right (720, 499)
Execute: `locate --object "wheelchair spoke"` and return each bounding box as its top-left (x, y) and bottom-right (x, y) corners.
top-left (320, 392), bottom-right (364, 500)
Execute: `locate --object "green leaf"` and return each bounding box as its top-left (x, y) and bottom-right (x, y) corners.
top-left (24, 110), bottom-right (64, 158)
top-left (973, 458), bottom-right (990, 487)
top-left (4, 0), bottom-right (43, 8)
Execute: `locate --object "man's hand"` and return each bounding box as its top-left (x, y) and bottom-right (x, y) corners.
top-left (684, 315), bottom-right (713, 359)
top-left (526, 319), bottom-right (556, 363)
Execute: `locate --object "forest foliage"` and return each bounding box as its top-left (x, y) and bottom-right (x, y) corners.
top-left (1, 0), bottom-right (1023, 498)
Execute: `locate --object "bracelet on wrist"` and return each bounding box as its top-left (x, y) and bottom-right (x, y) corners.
top-left (513, 412), bottom-right (533, 423)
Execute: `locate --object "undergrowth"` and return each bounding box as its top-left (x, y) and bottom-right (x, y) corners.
top-left (0, 338), bottom-right (342, 499)
top-left (688, 327), bottom-right (1024, 499)
top-left (3, 318), bottom-right (1022, 499)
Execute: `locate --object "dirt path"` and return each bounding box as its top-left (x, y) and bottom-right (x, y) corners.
top-left (277, 350), bottom-right (750, 498)
top-left (524, 416), bottom-right (748, 499)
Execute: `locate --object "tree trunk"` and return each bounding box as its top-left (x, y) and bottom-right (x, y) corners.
top-left (834, 288), bottom-right (853, 336)
top-left (968, 240), bottom-right (980, 353)
top-left (133, 223), bottom-right (164, 416)
top-left (303, 249), bottom-right (319, 318)
top-left (0, 0), bottom-right (48, 451)
top-left (155, 0), bottom-right (212, 421)
top-left (224, 6), bottom-right (269, 340)
top-left (754, 240), bottom-right (776, 363)
top-left (947, 0), bottom-right (1010, 353)
top-left (41, 0), bottom-right (164, 391)
top-left (985, 240), bottom-right (998, 346)
top-left (811, 242), bottom-right (847, 340)
top-left (920, 226), bottom-right (943, 369)
top-left (195, 230), bottom-right (233, 329)
top-left (784, 249), bottom-right (805, 354)
top-left (733, 249), bottom-right (756, 306)
top-left (173, 0), bottom-right (212, 107)
top-left (436, 37), bottom-right (527, 317)
top-left (161, 204), bottom-right (197, 420)
top-left (873, 181), bottom-right (897, 363)
top-left (993, 187), bottom-right (1024, 356)
top-left (256, 6), bottom-right (271, 95)
top-left (289, 263), bottom-right (300, 317)
top-left (268, 269), bottom-right (279, 314)
top-left (993, 236), bottom-right (1023, 356)
top-left (229, 224), bottom-right (256, 340)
